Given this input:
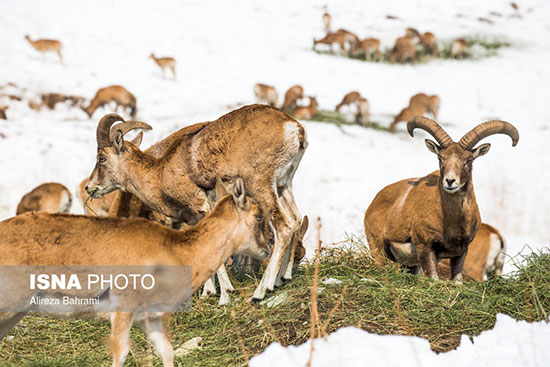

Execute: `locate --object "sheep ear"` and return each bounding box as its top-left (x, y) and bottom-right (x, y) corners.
top-left (113, 130), bottom-right (125, 153)
top-left (425, 139), bottom-right (440, 155)
top-left (214, 177), bottom-right (229, 199)
top-left (472, 143), bottom-right (491, 159)
top-left (232, 178), bottom-right (247, 210)
top-left (129, 131), bottom-right (143, 147)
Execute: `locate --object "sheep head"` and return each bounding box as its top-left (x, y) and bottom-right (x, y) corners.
top-left (408, 116), bottom-right (519, 194)
top-left (86, 113), bottom-right (152, 198)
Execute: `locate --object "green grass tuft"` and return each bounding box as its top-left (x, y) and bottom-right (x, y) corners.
top-left (1, 240), bottom-right (548, 366)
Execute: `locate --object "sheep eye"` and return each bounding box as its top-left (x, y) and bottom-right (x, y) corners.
top-left (255, 215), bottom-right (264, 222)
top-left (98, 157), bottom-right (106, 164)
top-left (464, 159), bottom-right (473, 166)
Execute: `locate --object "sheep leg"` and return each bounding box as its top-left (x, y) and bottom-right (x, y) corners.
top-left (201, 276), bottom-right (217, 297)
top-left (280, 187), bottom-right (302, 281)
top-left (216, 264), bottom-right (234, 306)
top-left (419, 247), bottom-right (439, 280)
top-left (138, 316), bottom-right (174, 367)
top-left (450, 251), bottom-right (467, 282)
top-left (274, 186), bottom-right (301, 286)
top-left (110, 312), bottom-right (134, 367)
top-left (0, 312), bottom-right (26, 339)
top-left (252, 191), bottom-right (294, 301)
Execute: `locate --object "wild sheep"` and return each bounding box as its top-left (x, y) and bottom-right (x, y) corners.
top-left (322, 12), bottom-right (331, 33)
top-left (335, 91), bottom-right (362, 112)
top-left (85, 105), bottom-right (307, 301)
top-left (81, 85), bottom-right (137, 118)
top-left (314, 29), bottom-right (359, 54)
top-left (16, 182), bottom-right (72, 215)
top-left (41, 93), bottom-right (84, 110)
top-left (350, 38), bottom-right (382, 60)
top-left (356, 98), bottom-right (370, 125)
top-left (79, 133), bottom-right (144, 216)
top-left (405, 27), bottom-right (421, 40)
top-left (253, 83), bottom-right (278, 106)
top-left (364, 117), bottom-right (519, 281)
top-left (389, 36), bottom-right (416, 63)
top-left (281, 85), bottom-right (304, 112)
top-left (438, 223), bottom-right (506, 280)
top-left (390, 103), bottom-right (427, 132)
top-left (0, 178), bottom-right (269, 367)
top-left (451, 38), bottom-right (470, 59)
top-left (149, 53), bottom-right (176, 78)
top-left (24, 35), bottom-right (62, 63)
top-left (409, 93), bottom-right (441, 120)
top-left (293, 96), bottom-right (318, 120)
top-left (419, 32), bottom-right (438, 56)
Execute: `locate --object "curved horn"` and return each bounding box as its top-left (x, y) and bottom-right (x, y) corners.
top-left (96, 113), bottom-right (125, 149)
top-left (109, 120), bottom-right (152, 141)
top-left (407, 116), bottom-right (453, 148)
top-left (458, 120), bottom-right (519, 150)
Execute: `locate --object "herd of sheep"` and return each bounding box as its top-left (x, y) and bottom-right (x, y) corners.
top-left (313, 12), bottom-right (471, 63)
top-left (0, 8), bottom-right (522, 367)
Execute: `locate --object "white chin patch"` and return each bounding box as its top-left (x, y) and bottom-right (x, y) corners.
top-left (444, 185), bottom-right (460, 193)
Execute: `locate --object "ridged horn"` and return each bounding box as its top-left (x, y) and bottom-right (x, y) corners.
top-left (407, 116), bottom-right (453, 148)
top-left (458, 120), bottom-right (519, 150)
top-left (109, 120), bottom-right (152, 142)
top-left (96, 113), bottom-right (125, 150)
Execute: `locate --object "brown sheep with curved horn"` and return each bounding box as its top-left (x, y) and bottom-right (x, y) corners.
top-left (85, 105), bottom-right (308, 302)
top-left (364, 116), bottom-right (518, 281)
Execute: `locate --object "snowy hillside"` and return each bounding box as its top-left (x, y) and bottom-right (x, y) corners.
top-left (0, 0), bottom-right (549, 277)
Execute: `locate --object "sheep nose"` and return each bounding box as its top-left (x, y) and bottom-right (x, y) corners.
top-left (446, 178), bottom-right (455, 186)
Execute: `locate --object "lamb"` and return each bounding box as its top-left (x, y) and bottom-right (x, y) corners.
top-left (364, 117), bottom-right (519, 281)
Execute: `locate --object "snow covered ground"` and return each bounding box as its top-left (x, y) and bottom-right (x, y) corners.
top-left (250, 314), bottom-right (550, 367)
top-left (2, 0), bottom-right (548, 275)
top-left (1, 0), bottom-right (549, 364)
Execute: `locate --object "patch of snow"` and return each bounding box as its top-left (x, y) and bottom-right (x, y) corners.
top-left (250, 314), bottom-right (550, 367)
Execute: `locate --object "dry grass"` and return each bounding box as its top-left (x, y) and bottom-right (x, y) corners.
top-left (1, 238), bottom-right (548, 366)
